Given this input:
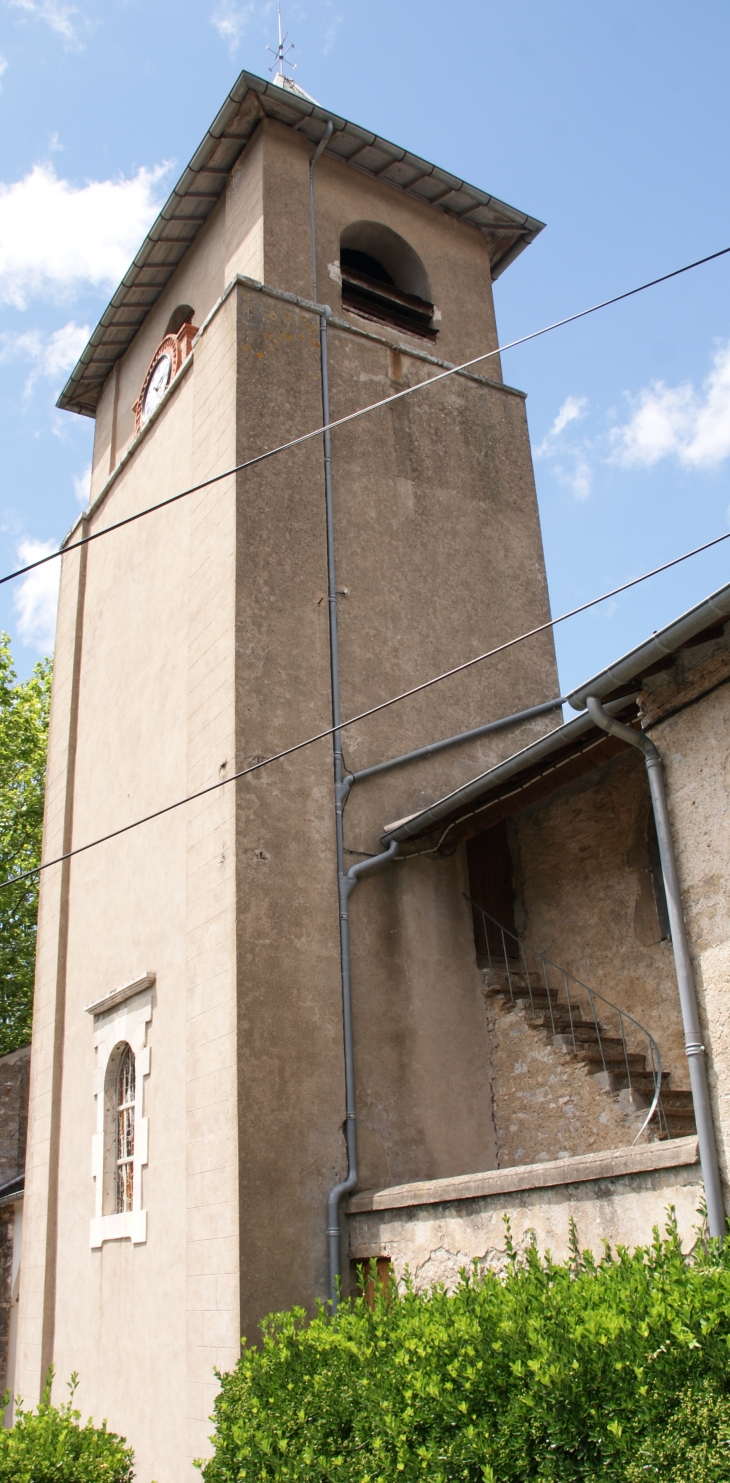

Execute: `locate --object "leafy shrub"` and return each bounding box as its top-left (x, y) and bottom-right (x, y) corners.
top-left (200, 1215), bottom-right (730, 1482)
top-left (625, 1378), bottom-right (730, 1481)
top-left (0, 1373), bottom-right (134, 1482)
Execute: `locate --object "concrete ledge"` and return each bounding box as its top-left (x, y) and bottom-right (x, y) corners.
top-left (85, 972), bottom-right (155, 1017)
top-left (346, 1136), bottom-right (699, 1214)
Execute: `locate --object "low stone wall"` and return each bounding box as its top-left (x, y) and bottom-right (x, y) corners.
top-left (347, 1137), bottom-right (703, 1288)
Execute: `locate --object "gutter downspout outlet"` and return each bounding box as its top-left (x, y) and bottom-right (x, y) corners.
top-left (585, 695), bottom-right (725, 1238)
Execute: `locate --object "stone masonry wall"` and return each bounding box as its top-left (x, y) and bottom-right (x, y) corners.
top-left (0, 1047), bottom-right (30, 1188)
top-left (0, 1045), bottom-right (30, 1405)
top-left (640, 630), bottom-right (730, 1193)
top-left (484, 992), bottom-right (647, 1169)
top-left (510, 749), bottom-right (686, 1102)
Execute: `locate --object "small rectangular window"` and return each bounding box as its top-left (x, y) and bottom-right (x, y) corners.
top-left (350, 1256), bottom-right (391, 1308)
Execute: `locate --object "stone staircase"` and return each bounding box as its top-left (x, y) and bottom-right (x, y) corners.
top-left (482, 961), bottom-right (696, 1140)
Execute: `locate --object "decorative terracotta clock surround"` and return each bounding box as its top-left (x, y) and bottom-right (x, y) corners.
top-left (132, 320), bottom-right (197, 433)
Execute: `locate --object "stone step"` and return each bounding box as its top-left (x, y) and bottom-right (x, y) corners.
top-left (484, 969), bottom-right (555, 992)
top-left (595, 1069), bottom-right (669, 1095)
top-left (528, 1017), bottom-right (607, 1040)
top-left (660, 1091), bottom-right (694, 1109)
top-left (484, 988), bottom-right (563, 1013)
top-left (660, 1106), bottom-right (697, 1123)
top-left (565, 1040), bottom-right (647, 1068)
top-left (497, 975), bottom-right (543, 990)
top-left (483, 954), bottom-right (691, 1139)
top-left (506, 988), bottom-right (563, 1007)
top-left (659, 1112), bottom-right (697, 1136)
top-left (526, 1012), bottom-right (586, 1030)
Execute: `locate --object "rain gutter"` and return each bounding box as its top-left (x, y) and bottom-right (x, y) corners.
top-left (567, 581), bottom-right (730, 711)
top-left (380, 696), bottom-right (637, 847)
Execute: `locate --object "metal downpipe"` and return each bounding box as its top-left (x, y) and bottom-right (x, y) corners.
top-left (585, 695), bottom-right (725, 1237)
top-left (309, 117), bottom-right (372, 1304)
top-left (326, 840), bottom-right (400, 1306)
top-left (309, 120), bottom-right (333, 304)
top-left (345, 696), bottom-right (566, 785)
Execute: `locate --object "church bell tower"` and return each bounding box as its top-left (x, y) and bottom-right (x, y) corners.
top-left (17, 67), bottom-right (556, 1481)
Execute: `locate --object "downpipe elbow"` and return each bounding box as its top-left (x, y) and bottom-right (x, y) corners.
top-left (585, 694), bottom-right (658, 761)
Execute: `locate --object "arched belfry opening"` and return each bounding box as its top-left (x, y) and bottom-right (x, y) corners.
top-left (339, 222), bottom-right (437, 340)
top-left (165, 303), bottom-right (194, 335)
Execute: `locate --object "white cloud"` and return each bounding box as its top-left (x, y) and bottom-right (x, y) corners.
top-left (73, 462), bottom-right (91, 506)
top-left (536, 395), bottom-right (587, 456)
top-left (551, 395), bottom-right (587, 440)
top-left (211, 0), bottom-right (257, 52)
top-left (535, 395), bottom-right (592, 498)
top-left (321, 2), bottom-right (343, 53)
top-left (0, 55), bottom-right (7, 86)
top-left (0, 162), bottom-right (168, 308)
top-left (44, 320), bottom-right (89, 379)
top-left (13, 539), bottom-right (59, 653)
top-left (0, 319), bottom-right (90, 394)
top-left (9, 0), bottom-right (82, 46)
top-left (556, 455), bottom-right (592, 500)
top-left (611, 341), bottom-right (730, 471)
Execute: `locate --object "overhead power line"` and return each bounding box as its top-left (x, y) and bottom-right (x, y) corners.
top-left (4, 526), bottom-right (729, 894)
top-left (3, 243), bottom-right (730, 593)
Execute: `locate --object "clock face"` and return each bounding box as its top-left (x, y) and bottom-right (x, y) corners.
top-left (141, 352), bottom-right (172, 425)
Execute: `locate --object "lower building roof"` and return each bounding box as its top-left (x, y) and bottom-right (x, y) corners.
top-left (381, 579), bottom-right (730, 851)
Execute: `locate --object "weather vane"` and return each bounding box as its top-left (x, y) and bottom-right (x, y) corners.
top-left (267, 2), bottom-right (296, 82)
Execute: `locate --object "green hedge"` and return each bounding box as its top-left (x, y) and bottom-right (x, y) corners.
top-left (200, 1216), bottom-right (730, 1482)
top-left (0, 1374), bottom-right (134, 1482)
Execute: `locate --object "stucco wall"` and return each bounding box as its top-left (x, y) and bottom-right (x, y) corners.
top-left (47, 370), bottom-right (194, 1482)
top-left (227, 230), bottom-right (557, 1332)
top-left (259, 118), bottom-right (501, 372)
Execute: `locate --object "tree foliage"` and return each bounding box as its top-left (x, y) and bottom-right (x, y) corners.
top-left (0, 634), bottom-right (52, 1055)
top-left (0, 1373), bottom-right (134, 1482)
top-left (200, 1216), bottom-right (730, 1483)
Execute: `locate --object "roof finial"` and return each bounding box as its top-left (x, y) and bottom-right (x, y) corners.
top-left (267, 2), bottom-right (297, 88)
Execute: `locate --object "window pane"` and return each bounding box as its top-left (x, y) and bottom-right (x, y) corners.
top-left (115, 1046), bottom-right (135, 1213)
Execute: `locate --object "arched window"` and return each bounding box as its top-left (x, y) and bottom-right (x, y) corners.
top-left (339, 222), bottom-right (436, 340)
top-left (90, 983), bottom-right (152, 1248)
top-left (115, 1044), bottom-right (135, 1213)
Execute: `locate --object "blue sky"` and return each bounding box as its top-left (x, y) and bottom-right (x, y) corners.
top-left (0, 0), bottom-right (729, 699)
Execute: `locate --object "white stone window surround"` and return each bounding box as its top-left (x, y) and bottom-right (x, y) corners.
top-left (86, 973), bottom-right (154, 1249)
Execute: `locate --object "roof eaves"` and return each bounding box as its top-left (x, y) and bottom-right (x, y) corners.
top-left (381, 708), bottom-right (597, 846)
top-left (0, 1172), bottom-right (24, 1207)
top-left (567, 580), bottom-right (730, 710)
top-left (57, 70), bottom-right (544, 418)
top-left (381, 579), bottom-right (730, 849)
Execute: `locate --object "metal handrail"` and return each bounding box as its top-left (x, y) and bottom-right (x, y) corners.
top-left (464, 895), bottom-right (667, 1144)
